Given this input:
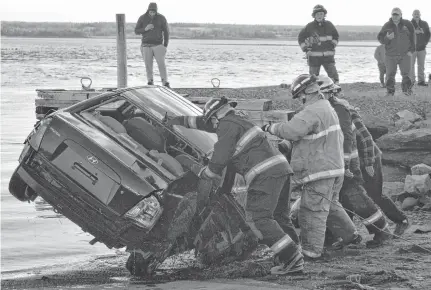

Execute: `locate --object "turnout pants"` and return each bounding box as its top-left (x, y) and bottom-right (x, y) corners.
top-left (309, 62), bottom-right (339, 83)
top-left (299, 176), bottom-right (357, 257)
top-left (140, 44), bottom-right (168, 84)
top-left (361, 156), bottom-right (407, 224)
top-left (246, 175), bottom-right (300, 260)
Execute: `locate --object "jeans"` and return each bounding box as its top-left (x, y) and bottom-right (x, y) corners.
top-left (385, 54), bottom-right (412, 93)
top-left (140, 44), bottom-right (168, 84)
top-left (309, 62), bottom-right (339, 83)
top-left (411, 49), bottom-right (427, 83)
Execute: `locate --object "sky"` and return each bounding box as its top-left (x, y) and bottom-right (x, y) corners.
top-left (1, 0), bottom-right (431, 26)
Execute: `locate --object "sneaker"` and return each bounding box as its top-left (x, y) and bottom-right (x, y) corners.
top-left (147, 81), bottom-right (154, 85)
top-left (380, 83), bottom-right (386, 88)
top-left (270, 252), bottom-right (304, 275)
top-left (394, 218), bottom-right (410, 237)
top-left (385, 92), bottom-right (395, 97)
top-left (164, 82), bottom-right (171, 88)
top-left (418, 81), bottom-right (428, 87)
top-left (366, 225), bottom-right (392, 248)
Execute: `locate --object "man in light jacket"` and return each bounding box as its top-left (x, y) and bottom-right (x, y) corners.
top-left (262, 74), bottom-right (360, 259)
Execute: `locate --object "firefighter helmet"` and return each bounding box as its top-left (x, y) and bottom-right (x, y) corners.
top-left (203, 97), bottom-right (237, 123)
top-left (318, 75), bottom-right (341, 94)
top-left (290, 74), bottom-right (319, 99)
top-left (312, 4), bottom-right (327, 17)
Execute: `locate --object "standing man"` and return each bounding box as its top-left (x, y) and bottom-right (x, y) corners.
top-left (378, 8), bottom-right (415, 96)
top-left (135, 2), bottom-right (170, 88)
top-left (411, 9), bottom-right (430, 87)
top-left (298, 5), bottom-right (340, 84)
top-left (262, 74), bottom-right (360, 259)
top-left (167, 97), bottom-right (304, 275)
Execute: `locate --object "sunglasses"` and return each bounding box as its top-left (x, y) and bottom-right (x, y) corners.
top-left (392, 13), bottom-right (400, 16)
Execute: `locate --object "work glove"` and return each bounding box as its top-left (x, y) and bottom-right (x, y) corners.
top-left (365, 166), bottom-right (375, 177)
top-left (344, 168), bottom-right (354, 178)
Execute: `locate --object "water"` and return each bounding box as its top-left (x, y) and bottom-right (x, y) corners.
top-left (1, 37), bottom-right (429, 274)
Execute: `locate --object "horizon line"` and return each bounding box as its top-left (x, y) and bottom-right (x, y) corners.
top-left (1, 20), bottom-right (384, 27)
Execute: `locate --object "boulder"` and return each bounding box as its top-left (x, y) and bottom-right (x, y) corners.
top-left (404, 174), bottom-right (431, 196)
top-left (393, 110), bottom-right (423, 123)
top-left (383, 182), bottom-right (405, 200)
top-left (411, 164), bottom-right (431, 175)
top-left (376, 128), bottom-right (431, 151)
top-left (395, 119), bottom-right (413, 131)
top-left (402, 197), bottom-right (419, 210)
top-left (412, 119), bottom-right (431, 129)
top-left (380, 150), bottom-right (431, 168)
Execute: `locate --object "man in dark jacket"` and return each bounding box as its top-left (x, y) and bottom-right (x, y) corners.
top-left (135, 2), bottom-right (170, 87)
top-left (378, 7), bottom-right (415, 96)
top-left (411, 9), bottom-right (430, 86)
top-left (168, 97), bottom-right (304, 275)
top-left (298, 5), bottom-right (340, 84)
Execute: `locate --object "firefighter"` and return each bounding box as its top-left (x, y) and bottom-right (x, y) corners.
top-left (318, 76), bottom-right (392, 248)
top-left (262, 74), bottom-right (359, 259)
top-left (167, 97), bottom-right (304, 275)
top-left (298, 5), bottom-right (340, 84)
top-left (323, 90), bottom-right (410, 237)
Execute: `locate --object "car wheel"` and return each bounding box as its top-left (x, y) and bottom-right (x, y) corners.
top-left (9, 170), bottom-right (37, 202)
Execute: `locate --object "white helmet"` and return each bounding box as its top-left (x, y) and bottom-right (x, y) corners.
top-left (318, 75), bottom-right (341, 94)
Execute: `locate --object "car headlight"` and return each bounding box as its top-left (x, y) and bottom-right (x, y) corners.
top-left (125, 195), bottom-right (163, 231)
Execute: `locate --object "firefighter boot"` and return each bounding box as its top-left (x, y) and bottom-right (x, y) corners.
top-left (271, 249), bottom-right (304, 275)
top-left (366, 225), bottom-right (392, 248)
top-left (331, 232), bottom-right (362, 251)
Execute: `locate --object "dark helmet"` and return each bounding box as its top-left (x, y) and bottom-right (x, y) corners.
top-left (203, 96), bottom-right (237, 123)
top-left (312, 4), bottom-right (327, 17)
top-left (290, 74), bottom-right (319, 99)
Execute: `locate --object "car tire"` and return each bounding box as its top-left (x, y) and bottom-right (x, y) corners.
top-left (126, 251), bottom-right (154, 277)
top-left (9, 170), bottom-right (35, 202)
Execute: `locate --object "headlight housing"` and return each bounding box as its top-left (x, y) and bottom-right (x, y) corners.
top-left (125, 195), bottom-right (163, 231)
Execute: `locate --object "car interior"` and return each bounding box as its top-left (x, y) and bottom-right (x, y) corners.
top-left (78, 97), bottom-right (204, 179)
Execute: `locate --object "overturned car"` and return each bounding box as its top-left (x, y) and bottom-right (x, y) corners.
top-left (9, 86), bottom-right (257, 276)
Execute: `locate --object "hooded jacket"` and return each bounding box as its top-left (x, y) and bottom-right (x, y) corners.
top-left (135, 3), bottom-right (169, 46)
top-left (378, 18), bottom-right (415, 56)
top-left (411, 18), bottom-right (430, 51)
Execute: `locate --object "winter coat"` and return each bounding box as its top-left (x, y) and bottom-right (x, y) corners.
top-left (298, 20), bottom-right (339, 66)
top-left (411, 18), bottom-right (430, 51)
top-left (135, 11), bottom-right (169, 46)
top-left (268, 99), bottom-right (345, 184)
top-left (378, 18), bottom-right (415, 56)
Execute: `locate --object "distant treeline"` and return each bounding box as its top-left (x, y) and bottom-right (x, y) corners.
top-left (1, 21), bottom-right (382, 41)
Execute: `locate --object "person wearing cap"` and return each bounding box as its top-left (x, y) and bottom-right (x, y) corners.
top-left (262, 74), bottom-right (360, 260)
top-left (135, 2), bottom-right (170, 87)
top-left (298, 5), bottom-right (340, 84)
top-left (411, 9), bottom-right (430, 87)
top-left (378, 8), bottom-right (415, 96)
top-left (167, 97), bottom-right (304, 275)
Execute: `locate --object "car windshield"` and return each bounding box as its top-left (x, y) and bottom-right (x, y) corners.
top-left (123, 88), bottom-right (217, 154)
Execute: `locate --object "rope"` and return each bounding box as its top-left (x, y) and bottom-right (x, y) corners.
top-left (309, 186), bottom-right (431, 254)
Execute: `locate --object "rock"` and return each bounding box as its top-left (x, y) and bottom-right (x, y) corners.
top-left (383, 182), bottom-right (405, 199)
top-left (402, 197), bottom-right (419, 210)
top-left (395, 119), bottom-right (413, 131)
top-left (421, 202), bottom-right (431, 211)
top-left (380, 150), bottom-right (431, 168)
top-left (404, 174), bottom-right (431, 196)
top-left (413, 119), bottom-right (431, 129)
top-left (411, 164), bottom-right (431, 175)
top-left (363, 116), bottom-right (390, 140)
top-left (394, 110), bottom-right (423, 123)
top-left (376, 128), bottom-right (431, 151)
